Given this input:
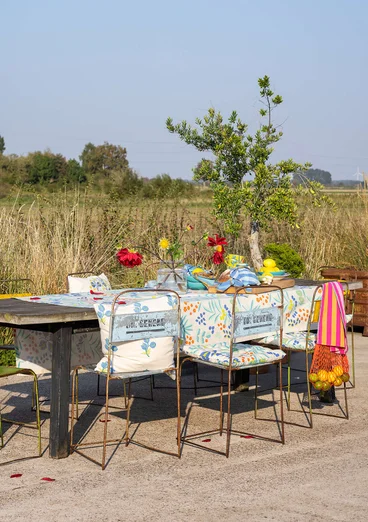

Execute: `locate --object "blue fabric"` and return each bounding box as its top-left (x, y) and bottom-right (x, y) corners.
top-left (217, 267), bottom-right (260, 291)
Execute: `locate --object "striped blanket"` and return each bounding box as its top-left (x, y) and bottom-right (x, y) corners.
top-left (316, 281), bottom-right (348, 355)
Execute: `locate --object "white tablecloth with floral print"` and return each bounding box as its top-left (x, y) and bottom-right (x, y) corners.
top-left (15, 286), bottom-right (321, 374)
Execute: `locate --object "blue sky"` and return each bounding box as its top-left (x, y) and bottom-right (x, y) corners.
top-left (2, 0), bottom-right (367, 180)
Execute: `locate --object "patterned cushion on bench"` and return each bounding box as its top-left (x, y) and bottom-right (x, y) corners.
top-left (257, 331), bottom-right (316, 351)
top-left (182, 342), bottom-right (285, 368)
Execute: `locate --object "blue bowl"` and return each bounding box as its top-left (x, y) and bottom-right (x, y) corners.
top-left (258, 270), bottom-right (286, 276)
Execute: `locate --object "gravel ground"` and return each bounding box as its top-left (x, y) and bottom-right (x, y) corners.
top-left (1, 333), bottom-right (367, 522)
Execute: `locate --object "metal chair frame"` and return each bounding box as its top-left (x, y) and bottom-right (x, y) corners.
top-left (67, 272), bottom-right (154, 406)
top-left (70, 288), bottom-right (182, 469)
top-left (258, 284), bottom-right (349, 428)
top-left (0, 278), bottom-right (35, 351)
top-left (0, 367), bottom-right (41, 464)
top-left (180, 285), bottom-right (285, 458)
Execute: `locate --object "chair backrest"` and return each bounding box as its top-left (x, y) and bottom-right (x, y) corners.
top-left (230, 285), bottom-right (284, 346)
top-left (67, 272), bottom-right (111, 293)
top-left (0, 278), bottom-right (35, 298)
top-left (94, 289), bottom-right (181, 375)
top-left (110, 290), bottom-right (180, 343)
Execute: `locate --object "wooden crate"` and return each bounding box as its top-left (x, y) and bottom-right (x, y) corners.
top-left (321, 268), bottom-right (368, 337)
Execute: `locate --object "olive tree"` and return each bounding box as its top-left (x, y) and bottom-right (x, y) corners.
top-left (166, 76), bottom-right (330, 270)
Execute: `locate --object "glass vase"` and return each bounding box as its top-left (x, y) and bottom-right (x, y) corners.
top-left (156, 260), bottom-right (187, 293)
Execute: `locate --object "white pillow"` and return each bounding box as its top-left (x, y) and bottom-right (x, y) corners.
top-left (68, 273), bottom-right (111, 293)
top-left (94, 294), bottom-right (178, 374)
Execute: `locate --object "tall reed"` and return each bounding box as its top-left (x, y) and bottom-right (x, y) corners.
top-left (0, 190), bottom-right (366, 294)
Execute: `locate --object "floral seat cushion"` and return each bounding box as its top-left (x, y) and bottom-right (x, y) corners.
top-left (257, 331), bottom-right (317, 351)
top-left (182, 342), bottom-right (285, 368)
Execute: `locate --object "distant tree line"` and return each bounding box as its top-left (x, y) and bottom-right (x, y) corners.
top-left (293, 168), bottom-right (332, 186)
top-left (0, 135), bottom-right (197, 199)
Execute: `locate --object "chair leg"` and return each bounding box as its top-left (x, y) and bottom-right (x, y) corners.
top-left (75, 369), bottom-right (80, 421)
top-left (0, 411), bottom-right (3, 448)
top-left (225, 369), bottom-right (232, 458)
top-left (101, 374), bottom-right (111, 471)
top-left (343, 381), bottom-right (349, 419)
top-left (350, 322), bottom-right (355, 388)
top-left (33, 374), bottom-right (42, 456)
top-left (279, 361), bottom-right (285, 444)
top-left (125, 379), bottom-right (132, 447)
top-left (123, 381), bottom-right (128, 409)
top-left (219, 369), bottom-right (224, 435)
top-left (70, 369), bottom-right (78, 451)
top-left (176, 368), bottom-right (181, 458)
top-left (287, 355), bottom-right (291, 411)
top-left (31, 378), bottom-right (36, 411)
top-left (254, 366), bottom-right (259, 419)
top-left (305, 351), bottom-right (313, 428)
top-left (97, 373), bottom-right (101, 395)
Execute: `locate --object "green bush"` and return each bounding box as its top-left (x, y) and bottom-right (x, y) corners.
top-left (0, 349), bottom-right (16, 366)
top-left (264, 243), bottom-right (305, 278)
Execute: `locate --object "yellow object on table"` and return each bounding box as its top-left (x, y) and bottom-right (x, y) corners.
top-left (225, 254), bottom-right (245, 268)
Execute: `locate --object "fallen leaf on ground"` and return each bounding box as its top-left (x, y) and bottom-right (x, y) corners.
top-left (10, 474), bottom-right (22, 478)
top-left (41, 477), bottom-right (55, 482)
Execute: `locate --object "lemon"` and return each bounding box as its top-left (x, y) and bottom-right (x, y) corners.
top-left (263, 259), bottom-right (276, 268)
top-left (192, 267), bottom-right (204, 274)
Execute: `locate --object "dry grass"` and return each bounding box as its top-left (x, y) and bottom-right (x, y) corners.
top-left (0, 190), bottom-right (367, 294)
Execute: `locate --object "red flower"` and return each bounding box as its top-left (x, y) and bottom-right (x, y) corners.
top-left (116, 248), bottom-right (143, 268)
top-left (207, 234), bottom-right (228, 247)
top-left (213, 249), bottom-right (225, 265)
top-left (208, 234), bottom-right (227, 264)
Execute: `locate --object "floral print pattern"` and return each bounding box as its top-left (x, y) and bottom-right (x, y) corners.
top-left (182, 342), bottom-right (285, 368)
top-left (257, 331), bottom-right (317, 351)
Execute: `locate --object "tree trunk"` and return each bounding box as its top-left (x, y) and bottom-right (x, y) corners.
top-left (248, 222), bottom-right (263, 271)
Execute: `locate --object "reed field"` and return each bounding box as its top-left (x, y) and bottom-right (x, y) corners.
top-left (0, 189), bottom-right (367, 295)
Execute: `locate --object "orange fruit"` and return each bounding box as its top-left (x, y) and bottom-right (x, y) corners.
top-left (333, 365), bottom-right (343, 377)
top-left (328, 371), bottom-right (337, 383)
top-left (309, 373), bottom-right (318, 383)
top-left (334, 377), bottom-right (343, 387)
top-left (317, 370), bottom-right (328, 382)
top-left (314, 381), bottom-right (323, 390)
top-left (341, 372), bottom-right (350, 383)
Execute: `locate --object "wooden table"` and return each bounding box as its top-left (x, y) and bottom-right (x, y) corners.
top-left (0, 299), bottom-right (98, 459)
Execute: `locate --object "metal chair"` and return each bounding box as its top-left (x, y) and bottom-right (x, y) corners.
top-left (70, 289), bottom-right (182, 469)
top-left (255, 283), bottom-right (350, 428)
top-left (0, 278), bottom-right (35, 358)
top-left (180, 286), bottom-right (286, 457)
top-left (0, 366), bottom-right (41, 464)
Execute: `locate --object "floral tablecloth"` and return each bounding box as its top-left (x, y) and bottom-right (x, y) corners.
top-left (15, 286), bottom-right (321, 374)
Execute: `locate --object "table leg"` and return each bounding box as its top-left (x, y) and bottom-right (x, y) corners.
top-left (50, 325), bottom-right (72, 458)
